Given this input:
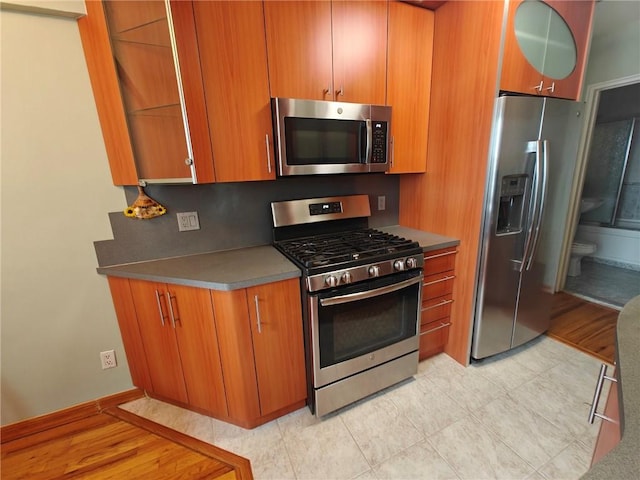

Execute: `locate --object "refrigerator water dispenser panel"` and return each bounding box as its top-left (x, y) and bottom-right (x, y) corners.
top-left (496, 175), bottom-right (527, 235)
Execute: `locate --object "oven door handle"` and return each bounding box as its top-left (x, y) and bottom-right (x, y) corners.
top-left (319, 275), bottom-right (422, 306)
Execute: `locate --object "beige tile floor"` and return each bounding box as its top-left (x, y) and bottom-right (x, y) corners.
top-left (120, 336), bottom-right (611, 480)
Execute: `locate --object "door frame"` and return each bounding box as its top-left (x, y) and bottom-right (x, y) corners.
top-left (555, 73), bottom-right (640, 292)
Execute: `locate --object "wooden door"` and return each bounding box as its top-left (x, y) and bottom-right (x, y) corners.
top-left (264, 1), bottom-right (333, 100)
top-left (247, 279), bottom-right (307, 417)
top-left (128, 279), bottom-right (188, 404)
top-left (500, 0), bottom-right (546, 96)
top-left (332, 0), bottom-right (388, 104)
top-left (500, 0), bottom-right (594, 100)
top-left (194, 1), bottom-right (275, 182)
top-left (78, 0), bottom-right (138, 185)
top-left (386, 1), bottom-right (434, 173)
top-left (210, 289), bottom-right (261, 424)
top-left (545, 0), bottom-right (595, 100)
top-left (107, 277), bottom-right (153, 391)
top-left (169, 284), bottom-right (228, 417)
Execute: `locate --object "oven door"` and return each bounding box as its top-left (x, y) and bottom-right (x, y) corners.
top-left (309, 270), bottom-right (422, 388)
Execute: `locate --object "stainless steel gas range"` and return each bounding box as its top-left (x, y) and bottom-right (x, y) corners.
top-left (271, 195), bottom-right (423, 417)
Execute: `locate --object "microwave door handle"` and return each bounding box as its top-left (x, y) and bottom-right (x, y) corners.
top-left (365, 118), bottom-right (372, 163)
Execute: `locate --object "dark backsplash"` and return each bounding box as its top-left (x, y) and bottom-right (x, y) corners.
top-left (95, 174), bottom-right (400, 266)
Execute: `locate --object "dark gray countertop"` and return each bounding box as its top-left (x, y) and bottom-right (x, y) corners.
top-left (97, 246), bottom-right (301, 291)
top-left (96, 226), bottom-right (460, 291)
top-left (582, 294), bottom-right (640, 479)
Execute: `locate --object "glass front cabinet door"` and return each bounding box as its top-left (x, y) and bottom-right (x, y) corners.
top-left (500, 0), bottom-right (595, 100)
top-left (79, 0), bottom-right (214, 185)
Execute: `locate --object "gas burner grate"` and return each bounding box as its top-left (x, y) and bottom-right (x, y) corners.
top-left (275, 229), bottom-right (419, 269)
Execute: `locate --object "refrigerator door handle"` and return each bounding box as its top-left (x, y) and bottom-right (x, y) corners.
top-left (520, 140), bottom-right (543, 273)
top-left (525, 140), bottom-right (549, 271)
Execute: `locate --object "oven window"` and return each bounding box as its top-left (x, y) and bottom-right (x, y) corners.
top-left (317, 276), bottom-right (419, 368)
top-left (285, 117), bottom-right (363, 165)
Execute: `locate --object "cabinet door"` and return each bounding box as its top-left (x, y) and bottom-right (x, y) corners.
top-left (128, 279), bottom-right (188, 404)
top-left (544, 0), bottom-right (594, 99)
top-left (332, 1), bottom-right (388, 104)
top-left (500, 0), bottom-right (547, 96)
top-left (78, 0), bottom-right (138, 185)
top-left (501, 0), bottom-right (594, 100)
top-left (247, 279), bottom-right (307, 417)
top-left (168, 284), bottom-right (228, 417)
top-left (264, 1), bottom-right (333, 101)
top-left (78, 1), bottom-right (215, 185)
top-left (107, 277), bottom-right (152, 391)
top-left (265, 1), bottom-right (387, 104)
top-left (387, 1), bottom-right (434, 173)
top-left (211, 288), bottom-right (261, 423)
top-left (194, 1), bottom-right (275, 182)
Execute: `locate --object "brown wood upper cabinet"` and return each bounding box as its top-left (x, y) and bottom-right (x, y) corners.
top-left (500, 0), bottom-right (595, 100)
top-left (79, 0), bottom-right (274, 185)
top-left (192, 1), bottom-right (275, 182)
top-left (264, 0), bottom-right (388, 105)
top-left (386, 1), bottom-right (434, 173)
top-left (78, 1), bottom-right (214, 185)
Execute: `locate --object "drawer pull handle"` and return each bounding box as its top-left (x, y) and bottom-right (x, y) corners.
top-left (423, 275), bottom-right (455, 286)
top-left (265, 134), bottom-right (272, 173)
top-left (588, 363), bottom-right (618, 424)
top-left (155, 290), bottom-right (166, 326)
top-left (424, 250), bottom-right (457, 261)
top-left (254, 295), bottom-right (262, 334)
top-left (421, 322), bottom-right (451, 335)
top-left (167, 291), bottom-right (178, 329)
top-left (421, 299), bottom-right (454, 312)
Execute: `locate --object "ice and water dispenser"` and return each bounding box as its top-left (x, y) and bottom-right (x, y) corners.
top-left (496, 175), bottom-right (528, 234)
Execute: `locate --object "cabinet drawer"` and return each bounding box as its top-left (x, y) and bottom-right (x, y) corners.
top-left (423, 247), bottom-right (457, 275)
top-left (419, 318), bottom-right (450, 360)
top-left (422, 271), bottom-right (455, 299)
top-left (421, 294), bottom-right (453, 324)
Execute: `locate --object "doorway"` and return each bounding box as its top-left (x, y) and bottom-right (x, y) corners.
top-left (557, 74), bottom-right (640, 309)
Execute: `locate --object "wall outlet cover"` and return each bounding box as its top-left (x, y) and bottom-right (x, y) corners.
top-left (100, 350), bottom-right (117, 369)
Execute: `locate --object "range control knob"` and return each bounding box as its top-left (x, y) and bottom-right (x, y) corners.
top-left (325, 275), bottom-right (338, 287)
top-left (406, 257), bottom-right (418, 269)
top-left (393, 259), bottom-right (405, 271)
top-left (368, 265), bottom-right (380, 277)
top-left (341, 272), bottom-right (352, 284)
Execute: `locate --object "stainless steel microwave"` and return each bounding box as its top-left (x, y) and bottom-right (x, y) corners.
top-left (271, 98), bottom-right (391, 176)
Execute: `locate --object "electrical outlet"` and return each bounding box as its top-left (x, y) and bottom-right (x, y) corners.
top-left (177, 211), bottom-right (200, 232)
top-left (100, 350), bottom-right (117, 369)
top-left (377, 195), bottom-right (386, 211)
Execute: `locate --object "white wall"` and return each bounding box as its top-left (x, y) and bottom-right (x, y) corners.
top-left (583, 1), bottom-right (640, 89)
top-left (0, 9), bottom-right (133, 425)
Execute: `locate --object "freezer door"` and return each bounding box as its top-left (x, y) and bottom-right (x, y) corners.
top-left (472, 96), bottom-right (544, 360)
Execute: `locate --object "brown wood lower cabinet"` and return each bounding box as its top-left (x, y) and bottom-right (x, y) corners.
top-left (419, 247), bottom-right (457, 361)
top-left (107, 276), bottom-right (306, 428)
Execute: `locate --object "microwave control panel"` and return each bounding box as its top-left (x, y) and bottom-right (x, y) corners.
top-left (371, 122), bottom-right (388, 164)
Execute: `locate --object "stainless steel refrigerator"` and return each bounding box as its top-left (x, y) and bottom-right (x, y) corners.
top-left (471, 94), bottom-right (583, 360)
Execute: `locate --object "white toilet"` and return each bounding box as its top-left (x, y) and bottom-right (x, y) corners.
top-left (568, 241), bottom-right (597, 276)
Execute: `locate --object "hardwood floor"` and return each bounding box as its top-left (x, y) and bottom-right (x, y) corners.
top-left (549, 291), bottom-right (618, 364)
top-left (1, 401), bottom-right (253, 480)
